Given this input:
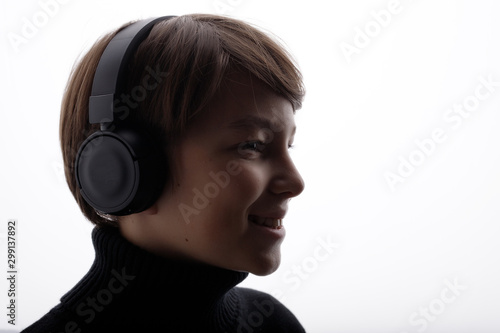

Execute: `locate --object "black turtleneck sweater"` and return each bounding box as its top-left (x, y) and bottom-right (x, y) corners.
top-left (22, 227), bottom-right (305, 332)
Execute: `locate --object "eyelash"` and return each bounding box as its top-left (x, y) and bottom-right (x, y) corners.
top-left (240, 141), bottom-right (266, 152)
top-left (239, 141), bottom-right (295, 152)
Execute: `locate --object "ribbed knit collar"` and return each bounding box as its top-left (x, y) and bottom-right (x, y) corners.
top-left (59, 226), bottom-right (249, 331)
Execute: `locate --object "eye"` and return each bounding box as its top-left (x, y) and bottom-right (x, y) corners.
top-left (237, 140), bottom-right (268, 159)
top-left (239, 140), bottom-right (266, 152)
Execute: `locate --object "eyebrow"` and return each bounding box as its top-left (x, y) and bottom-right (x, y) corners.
top-left (226, 115), bottom-right (296, 135)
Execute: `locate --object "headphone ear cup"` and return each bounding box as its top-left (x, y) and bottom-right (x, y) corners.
top-left (75, 127), bottom-right (166, 215)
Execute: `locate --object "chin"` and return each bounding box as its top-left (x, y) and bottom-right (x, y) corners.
top-left (228, 261), bottom-right (279, 276)
top-left (247, 254), bottom-right (282, 276)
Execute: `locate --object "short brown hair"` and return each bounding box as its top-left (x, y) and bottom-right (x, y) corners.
top-left (60, 14), bottom-right (305, 227)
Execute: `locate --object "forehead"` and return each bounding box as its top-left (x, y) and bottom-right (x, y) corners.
top-left (199, 73), bottom-right (296, 132)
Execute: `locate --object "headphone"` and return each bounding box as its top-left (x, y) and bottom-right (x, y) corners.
top-left (74, 16), bottom-right (176, 216)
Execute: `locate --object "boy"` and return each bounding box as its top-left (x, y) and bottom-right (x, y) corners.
top-left (23, 14), bottom-right (306, 332)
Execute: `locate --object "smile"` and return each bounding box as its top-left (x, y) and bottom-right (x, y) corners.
top-left (248, 215), bottom-right (283, 229)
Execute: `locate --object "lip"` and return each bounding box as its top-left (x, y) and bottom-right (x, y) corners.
top-left (248, 218), bottom-right (286, 238)
top-left (249, 210), bottom-right (287, 220)
top-left (247, 211), bottom-right (287, 239)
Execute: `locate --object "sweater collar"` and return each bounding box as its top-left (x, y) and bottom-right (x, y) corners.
top-left (60, 226), bottom-right (248, 326)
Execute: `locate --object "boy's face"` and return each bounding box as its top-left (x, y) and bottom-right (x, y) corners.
top-left (121, 73), bottom-right (304, 276)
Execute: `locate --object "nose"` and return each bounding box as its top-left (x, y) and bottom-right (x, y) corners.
top-left (269, 153), bottom-right (305, 199)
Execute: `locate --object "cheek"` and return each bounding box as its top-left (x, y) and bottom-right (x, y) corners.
top-left (171, 155), bottom-right (268, 227)
top-left (199, 163), bottom-right (267, 223)
top-left (223, 162), bottom-right (266, 204)
top-left (199, 166), bottom-right (266, 237)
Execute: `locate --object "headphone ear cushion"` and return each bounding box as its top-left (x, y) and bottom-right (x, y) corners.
top-left (75, 128), bottom-right (166, 216)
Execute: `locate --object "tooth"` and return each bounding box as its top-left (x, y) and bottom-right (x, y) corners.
top-left (263, 218), bottom-right (282, 228)
top-left (249, 216), bottom-right (283, 228)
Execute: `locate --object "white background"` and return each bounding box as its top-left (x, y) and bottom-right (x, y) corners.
top-left (1, 0), bottom-right (500, 332)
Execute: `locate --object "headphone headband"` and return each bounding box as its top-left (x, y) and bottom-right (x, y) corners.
top-left (89, 16), bottom-right (176, 125)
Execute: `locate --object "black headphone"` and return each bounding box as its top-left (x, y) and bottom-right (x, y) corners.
top-left (74, 16), bottom-right (176, 216)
